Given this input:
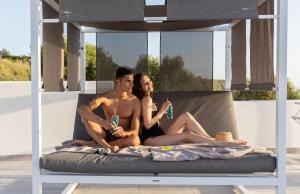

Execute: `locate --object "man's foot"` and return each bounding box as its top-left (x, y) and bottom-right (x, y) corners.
top-left (71, 140), bottom-right (99, 147)
top-left (109, 145), bottom-right (120, 152)
top-left (60, 139), bottom-right (87, 147)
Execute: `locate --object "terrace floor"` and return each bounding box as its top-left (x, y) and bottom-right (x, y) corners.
top-left (0, 152), bottom-right (300, 194)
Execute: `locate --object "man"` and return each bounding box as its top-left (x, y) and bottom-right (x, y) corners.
top-left (78, 67), bottom-right (141, 152)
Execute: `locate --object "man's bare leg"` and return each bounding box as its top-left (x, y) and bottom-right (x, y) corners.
top-left (108, 135), bottom-right (140, 148)
top-left (82, 119), bottom-right (120, 152)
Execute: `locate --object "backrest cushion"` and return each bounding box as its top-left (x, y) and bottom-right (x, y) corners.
top-left (73, 94), bottom-right (105, 140)
top-left (73, 91), bottom-right (238, 140)
top-left (153, 91), bottom-right (239, 139)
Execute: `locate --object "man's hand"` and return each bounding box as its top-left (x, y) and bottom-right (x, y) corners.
top-left (98, 119), bottom-right (115, 131)
top-left (112, 126), bottom-right (127, 138)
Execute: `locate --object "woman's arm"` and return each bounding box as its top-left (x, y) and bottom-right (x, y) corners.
top-left (141, 96), bottom-right (164, 130)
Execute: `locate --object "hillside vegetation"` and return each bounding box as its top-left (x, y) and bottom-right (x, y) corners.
top-left (1, 46), bottom-right (299, 100)
top-left (0, 58), bottom-right (31, 81)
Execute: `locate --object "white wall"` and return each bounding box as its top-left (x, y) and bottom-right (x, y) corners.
top-left (235, 100), bottom-right (300, 148)
top-left (0, 82), bottom-right (299, 155)
top-left (0, 81), bottom-right (95, 155)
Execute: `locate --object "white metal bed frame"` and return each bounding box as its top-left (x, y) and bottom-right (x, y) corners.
top-left (30, 0), bottom-right (288, 193)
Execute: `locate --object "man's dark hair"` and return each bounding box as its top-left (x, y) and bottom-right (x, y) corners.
top-left (116, 67), bottom-right (133, 80)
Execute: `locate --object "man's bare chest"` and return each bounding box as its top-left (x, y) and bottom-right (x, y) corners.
top-left (102, 99), bottom-right (133, 119)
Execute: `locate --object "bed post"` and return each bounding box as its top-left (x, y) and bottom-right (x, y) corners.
top-left (31, 0), bottom-right (42, 193)
top-left (276, 0), bottom-right (288, 193)
top-left (225, 29), bottom-right (232, 91)
top-left (80, 28), bottom-right (86, 93)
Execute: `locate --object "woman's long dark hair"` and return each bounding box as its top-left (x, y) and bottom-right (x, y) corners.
top-left (133, 73), bottom-right (152, 100)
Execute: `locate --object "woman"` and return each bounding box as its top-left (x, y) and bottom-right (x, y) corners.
top-left (133, 73), bottom-right (245, 146)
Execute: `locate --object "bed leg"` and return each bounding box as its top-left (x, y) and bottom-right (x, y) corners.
top-left (32, 181), bottom-right (42, 194)
top-left (61, 183), bottom-right (79, 194)
top-left (276, 184), bottom-right (286, 194)
top-left (234, 185), bottom-right (250, 194)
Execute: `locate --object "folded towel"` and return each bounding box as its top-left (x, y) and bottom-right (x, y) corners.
top-left (55, 142), bottom-right (150, 157)
top-left (56, 145), bottom-right (101, 154)
top-left (150, 144), bottom-right (253, 161)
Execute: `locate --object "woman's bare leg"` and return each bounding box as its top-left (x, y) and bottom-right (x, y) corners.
top-left (165, 112), bottom-right (212, 138)
top-left (185, 133), bottom-right (244, 146)
top-left (144, 132), bottom-right (243, 146)
top-left (143, 132), bottom-right (190, 146)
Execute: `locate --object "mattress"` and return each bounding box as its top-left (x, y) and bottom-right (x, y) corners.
top-left (40, 152), bottom-right (276, 174)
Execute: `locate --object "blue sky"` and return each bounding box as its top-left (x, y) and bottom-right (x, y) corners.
top-left (0, 0), bottom-right (299, 88)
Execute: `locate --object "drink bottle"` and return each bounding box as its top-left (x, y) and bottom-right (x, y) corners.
top-left (166, 104), bottom-right (173, 119)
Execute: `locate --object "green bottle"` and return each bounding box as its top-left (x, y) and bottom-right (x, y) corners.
top-left (166, 104), bottom-right (173, 119)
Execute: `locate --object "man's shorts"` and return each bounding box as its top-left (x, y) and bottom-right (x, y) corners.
top-left (105, 130), bottom-right (121, 142)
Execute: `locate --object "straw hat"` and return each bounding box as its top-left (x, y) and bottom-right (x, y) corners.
top-left (215, 132), bottom-right (234, 142)
top-left (215, 132), bottom-right (246, 145)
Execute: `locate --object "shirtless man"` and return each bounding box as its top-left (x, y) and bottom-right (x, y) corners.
top-left (78, 67), bottom-right (141, 152)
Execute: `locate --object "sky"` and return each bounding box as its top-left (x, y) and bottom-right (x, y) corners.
top-left (0, 0), bottom-right (299, 88)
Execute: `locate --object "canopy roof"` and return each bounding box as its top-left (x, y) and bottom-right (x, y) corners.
top-left (42, 0), bottom-right (275, 91)
top-left (57, 0), bottom-right (265, 31)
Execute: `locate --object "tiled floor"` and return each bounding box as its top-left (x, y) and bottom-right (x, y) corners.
top-left (72, 185), bottom-right (236, 194)
top-left (1, 153), bottom-right (300, 194)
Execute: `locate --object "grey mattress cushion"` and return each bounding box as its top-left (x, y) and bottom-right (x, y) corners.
top-left (40, 152), bottom-right (276, 174)
top-left (73, 91), bottom-right (239, 140)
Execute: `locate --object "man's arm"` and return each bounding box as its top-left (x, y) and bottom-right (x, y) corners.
top-left (77, 96), bottom-right (112, 130)
top-left (125, 99), bottom-right (141, 136)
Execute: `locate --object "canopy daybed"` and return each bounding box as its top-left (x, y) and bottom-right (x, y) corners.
top-left (41, 92), bottom-right (276, 174)
top-left (30, 0), bottom-right (288, 193)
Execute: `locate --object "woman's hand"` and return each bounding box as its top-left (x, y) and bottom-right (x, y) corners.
top-left (158, 100), bottom-right (171, 116)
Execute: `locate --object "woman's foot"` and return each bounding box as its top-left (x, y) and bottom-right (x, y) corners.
top-left (226, 140), bottom-right (247, 146)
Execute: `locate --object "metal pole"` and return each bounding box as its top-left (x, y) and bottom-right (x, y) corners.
top-left (276, 0), bottom-right (288, 193)
top-left (225, 30), bottom-right (232, 90)
top-left (30, 0), bottom-right (42, 193)
top-left (80, 29), bottom-right (86, 93)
